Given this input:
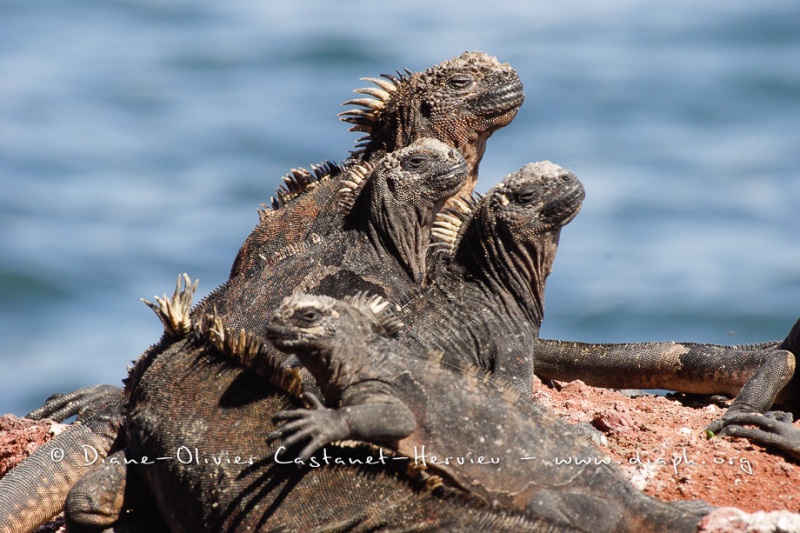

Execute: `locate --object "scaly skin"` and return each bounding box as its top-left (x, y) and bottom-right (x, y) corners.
top-left (193, 138), bottom-right (468, 377)
top-left (398, 161), bottom-right (585, 393)
top-left (229, 50), bottom-right (524, 277)
top-left (533, 318), bottom-right (800, 452)
top-left (266, 293), bottom-right (706, 533)
top-left (114, 312), bottom-right (582, 532)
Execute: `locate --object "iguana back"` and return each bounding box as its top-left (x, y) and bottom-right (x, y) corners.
top-left (229, 51), bottom-right (524, 277)
top-left (266, 293), bottom-right (706, 533)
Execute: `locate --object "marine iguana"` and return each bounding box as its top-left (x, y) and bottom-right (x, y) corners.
top-left (229, 50), bottom-right (524, 277)
top-left (265, 292), bottom-right (706, 532)
top-left (65, 279), bottom-right (707, 532)
top-left (0, 136), bottom-right (467, 532)
top-left (214, 160), bottom-right (583, 396)
top-left (0, 51), bottom-right (523, 530)
top-left (397, 161), bottom-right (585, 393)
top-left (192, 138), bottom-right (468, 369)
top-left (60, 280), bottom-right (584, 532)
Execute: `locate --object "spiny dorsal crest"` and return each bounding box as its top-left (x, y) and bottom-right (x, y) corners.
top-left (344, 292), bottom-right (403, 338)
top-left (339, 71), bottom-right (406, 135)
top-left (340, 51), bottom-right (509, 156)
top-left (198, 309), bottom-right (304, 398)
top-left (142, 273), bottom-right (198, 337)
top-left (335, 161), bottom-right (374, 214)
top-left (429, 193), bottom-right (481, 255)
top-left (261, 161), bottom-right (342, 217)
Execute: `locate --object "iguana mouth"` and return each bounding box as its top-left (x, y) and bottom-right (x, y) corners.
top-left (265, 322), bottom-right (301, 347)
top-left (472, 79), bottom-right (525, 119)
top-left (541, 183), bottom-right (585, 227)
top-left (430, 157), bottom-right (469, 196)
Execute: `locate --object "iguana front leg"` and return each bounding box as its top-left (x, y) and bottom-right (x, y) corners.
top-left (268, 392), bottom-right (416, 461)
top-left (27, 384), bottom-right (124, 423)
top-left (704, 318), bottom-right (800, 453)
top-left (704, 347), bottom-right (796, 435)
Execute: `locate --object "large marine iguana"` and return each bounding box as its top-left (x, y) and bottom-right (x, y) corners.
top-left (69, 280), bottom-right (706, 532)
top-left (191, 138), bottom-right (468, 371)
top-left (229, 50), bottom-right (524, 277)
top-left (396, 161), bottom-right (584, 393)
top-left (0, 137), bottom-right (467, 532)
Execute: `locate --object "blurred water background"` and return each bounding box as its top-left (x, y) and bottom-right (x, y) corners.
top-left (1, 0), bottom-right (798, 416)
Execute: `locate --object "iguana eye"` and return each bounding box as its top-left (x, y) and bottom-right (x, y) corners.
top-left (447, 73), bottom-right (474, 90)
top-left (297, 309), bottom-right (321, 324)
top-left (404, 154), bottom-right (430, 170)
top-left (515, 186), bottom-right (538, 204)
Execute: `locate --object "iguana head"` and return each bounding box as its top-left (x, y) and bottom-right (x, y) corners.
top-left (267, 293), bottom-right (398, 352)
top-left (488, 161), bottom-right (584, 239)
top-left (372, 138), bottom-right (467, 207)
top-left (267, 293), bottom-right (388, 388)
top-left (339, 138), bottom-right (466, 213)
top-left (341, 51), bottom-right (524, 197)
top-left (343, 138), bottom-right (468, 284)
top-left (452, 162), bottom-right (584, 323)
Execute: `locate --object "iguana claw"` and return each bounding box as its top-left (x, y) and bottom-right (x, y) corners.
top-left (714, 412), bottom-right (800, 460)
top-left (268, 392), bottom-right (349, 462)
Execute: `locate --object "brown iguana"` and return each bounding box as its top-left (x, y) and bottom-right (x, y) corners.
top-left (229, 50), bottom-right (524, 277)
top-left (264, 292), bottom-right (707, 532)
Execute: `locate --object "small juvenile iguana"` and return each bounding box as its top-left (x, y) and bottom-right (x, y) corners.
top-left (265, 292), bottom-right (706, 533)
top-left (229, 50), bottom-right (524, 277)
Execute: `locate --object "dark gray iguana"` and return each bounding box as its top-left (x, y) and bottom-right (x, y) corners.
top-left (65, 279), bottom-right (704, 532)
top-left (192, 137), bottom-right (469, 374)
top-left (264, 292), bottom-right (706, 533)
top-left (229, 50), bottom-right (524, 278)
top-left (396, 161), bottom-right (585, 394)
top-left (0, 136), bottom-right (468, 532)
top-left (64, 279), bottom-right (583, 532)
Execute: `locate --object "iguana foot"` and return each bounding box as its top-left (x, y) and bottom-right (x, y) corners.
top-left (705, 405), bottom-right (793, 435)
top-left (267, 392), bottom-right (349, 462)
top-left (26, 384), bottom-right (124, 423)
top-left (711, 412), bottom-right (800, 460)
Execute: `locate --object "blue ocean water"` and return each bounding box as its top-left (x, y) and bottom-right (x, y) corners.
top-left (1, 0), bottom-right (798, 416)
